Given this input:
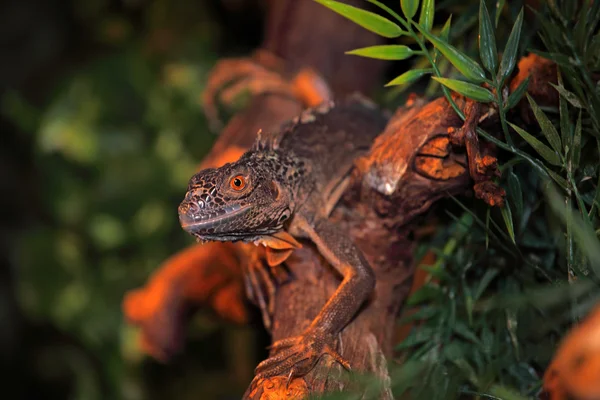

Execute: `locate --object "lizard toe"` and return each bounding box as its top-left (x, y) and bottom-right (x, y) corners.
top-left (267, 336), bottom-right (300, 351)
top-left (324, 344), bottom-right (351, 371)
top-left (256, 263), bottom-right (277, 325)
top-left (255, 346), bottom-right (299, 374)
top-left (253, 328), bottom-right (349, 382)
top-left (255, 352), bottom-right (309, 381)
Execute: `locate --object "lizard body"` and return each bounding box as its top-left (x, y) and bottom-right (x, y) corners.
top-left (178, 96), bottom-right (388, 381)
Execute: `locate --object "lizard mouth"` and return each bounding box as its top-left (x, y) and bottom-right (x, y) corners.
top-left (179, 203), bottom-right (252, 237)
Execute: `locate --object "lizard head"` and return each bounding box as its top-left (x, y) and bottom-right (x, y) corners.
top-left (178, 152), bottom-right (294, 243)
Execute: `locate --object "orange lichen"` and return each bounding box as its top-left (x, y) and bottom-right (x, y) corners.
top-left (414, 135), bottom-right (467, 180)
top-left (474, 181), bottom-right (506, 207)
top-left (122, 241), bottom-right (248, 360)
top-left (543, 305), bottom-right (600, 400)
top-left (249, 377), bottom-right (309, 400)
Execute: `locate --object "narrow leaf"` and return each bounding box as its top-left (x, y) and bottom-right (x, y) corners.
top-left (508, 122), bottom-right (562, 166)
top-left (495, 0), bottom-right (506, 27)
top-left (574, 0), bottom-right (589, 51)
top-left (507, 170), bottom-right (523, 219)
top-left (489, 385), bottom-right (530, 400)
top-left (485, 207), bottom-right (490, 249)
top-left (432, 77), bottom-right (494, 102)
top-left (497, 8), bottom-right (524, 84)
top-left (401, 0), bottom-right (420, 20)
top-left (557, 72), bottom-right (571, 153)
top-left (407, 285), bottom-right (444, 305)
top-left (418, 0), bottom-right (434, 31)
top-left (450, 358), bottom-right (480, 387)
top-left (544, 166), bottom-right (569, 189)
top-left (433, 15), bottom-right (452, 63)
top-left (417, 26), bottom-right (487, 83)
top-left (395, 333), bottom-right (430, 350)
top-left (550, 83), bottom-right (584, 108)
top-left (474, 268), bottom-right (499, 300)
top-left (385, 68), bottom-right (432, 87)
top-left (453, 321), bottom-right (481, 344)
top-left (527, 94), bottom-right (562, 156)
top-left (479, 0), bottom-right (498, 73)
top-left (506, 76), bottom-right (530, 109)
top-left (501, 201), bottom-right (516, 243)
top-left (346, 45), bottom-right (414, 60)
top-left (314, 0), bottom-right (404, 38)
top-left (572, 110), bottom-right (582, 168)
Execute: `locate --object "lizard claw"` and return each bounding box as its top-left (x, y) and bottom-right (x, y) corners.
top-left (243, 251), bottom-right (278, 331)
top-left (253, 328), bottom-right (351, 383)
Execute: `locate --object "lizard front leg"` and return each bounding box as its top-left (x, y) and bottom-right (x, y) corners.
top-left (253, 215), bottom-right (376, 383)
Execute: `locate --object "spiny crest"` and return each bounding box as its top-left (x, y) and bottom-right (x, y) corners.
top-left (252, 129), bottom-right (279, 152)
top-left (251, 99), bottom-right (339, 153)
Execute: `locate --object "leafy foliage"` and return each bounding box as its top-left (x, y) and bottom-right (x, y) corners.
top-left (314, 0), bottom-right (600, 398)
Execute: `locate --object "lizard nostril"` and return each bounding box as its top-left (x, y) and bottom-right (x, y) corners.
top-left (179, 201), bottom-right (198, 216)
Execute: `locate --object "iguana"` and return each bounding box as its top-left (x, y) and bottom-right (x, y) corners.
top-left (178, 96), bottom-right (388, 381)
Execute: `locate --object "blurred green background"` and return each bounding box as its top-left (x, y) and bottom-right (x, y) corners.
top-left (0, 0), bottom-right (272, 399)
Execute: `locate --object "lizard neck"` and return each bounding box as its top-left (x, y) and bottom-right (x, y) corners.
top-left (249, 148), bottom-right (309, 214)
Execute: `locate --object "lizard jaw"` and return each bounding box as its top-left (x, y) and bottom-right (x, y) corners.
top-left (179, 204), bottom-right (252, 238)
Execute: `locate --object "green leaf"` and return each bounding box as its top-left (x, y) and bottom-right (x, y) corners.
top-left (346, 45), bottom-right (415, 60)
top-left (407, 285), bottom-right (444, 305)
top-left (497, 8), bottom-right (524, 84)
top-left (474, 268), bottom-right (499, 300)
top-left (572, 110), bottom-right (582, 168)
top-left (501, 201), bottom-right (516, 243)
top-left (417, 25), bottom-right (487, 83)
top-left (526, 94), bottom-right (562, 156)
top-left (314, 0), bottom-right (404, 38)
top-left (574, 0), bottom-right (589, 51)
top-left (397, 306), bottom-right (438, 324)
top-left (507, 170), bottom-right (523, 219)
top-left (544, 166), bottom-right (569, 189)
top-left (508, 122), bottom-right (562, 166)
top-left (401, 0), bottom-right (419, 20)
top-left (431, 77), bottom-right (494, 102)
top-left (488, 385), bottom-right (530, 400)
top-left (478, 0), bottom-right (498, 74)
top-left (506, 76), bottom-right (530, 109)
top-left (550, 83), bottom-right (584, 108)
top-left (495, 0), bottom-right (506, 27)
top-left (453, 321), bottom-right (481, 344)
top-left (385, 68), bottom-right (432, 87)
top-left (485, 207), bottom-right (490, 249)
top-left (434, 15), bottom-right (452, 63)
top-left (395, 332), bottom-right (430, 350)
top-left (418, 0), bottom-right (434, 31)
top-left (450, 358), bottom-right (480, 387)
top-left (557, 72), bottom-right (571, 152)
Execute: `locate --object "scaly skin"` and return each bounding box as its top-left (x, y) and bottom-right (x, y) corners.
top-left (178, 95), bottom-right (388, 382)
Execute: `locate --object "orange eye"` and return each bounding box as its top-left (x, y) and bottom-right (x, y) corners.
top-left (230, 175), bottom-right (246, 190)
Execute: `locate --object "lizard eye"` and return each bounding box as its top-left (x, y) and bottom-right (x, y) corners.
top-left (230, 175), bottom-right (246, 191)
